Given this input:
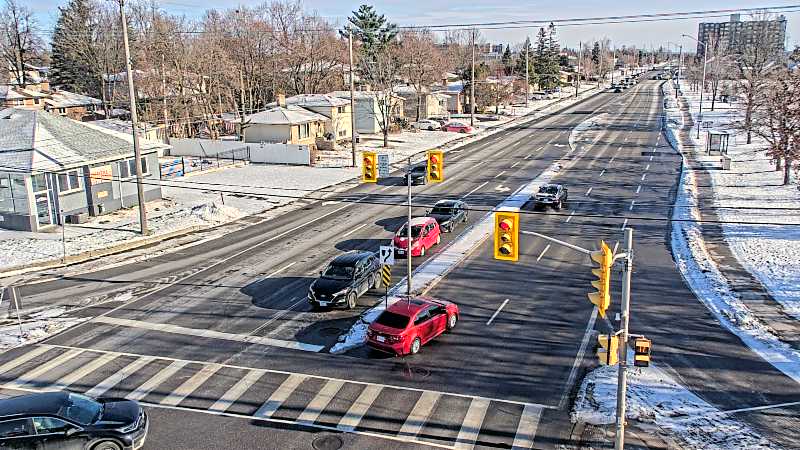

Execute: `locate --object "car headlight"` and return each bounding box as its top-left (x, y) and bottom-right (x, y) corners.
top-left (308, 288), bottom-right (315, 299)
top-left (333, 288), bottom-right (349, 297)
top-left (119, 419), bottom-right (139, 434)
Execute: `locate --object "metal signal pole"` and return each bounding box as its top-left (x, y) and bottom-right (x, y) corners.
top-left (525, 38), bottom-right (530, 108)
top-left (614, 227), bottom-right (634, 450)
top-left (117, 0), bottom-right (148, 235)
top-left (470, 29), bottom-right (476, 127)
top-left (575, 41), bottom-right (582, 98)
top-left (349, 30), bottom-right (357, 168)
top-left (406, 157), bottom-right (413, 298)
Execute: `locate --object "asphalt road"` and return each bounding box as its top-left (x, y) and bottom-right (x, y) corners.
top-left (1, 77), bottom-right (798, 449)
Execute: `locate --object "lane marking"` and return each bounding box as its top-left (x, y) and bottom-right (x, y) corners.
top-left (511, 161), bottom-right (520, 168)
top-left (255, 373), bottom-right (307, 418)
top-left (252, 296), bottom-right (304, 337)
top-left (85, 356), bottom-right (155, 398)
top-left (636, 185), bottom-right (642, 194)
top-left (511, 404), bottom-right (544, 450)
top-left (524, 154), bottom-right (533, 160)
top-left (127, 360), bottom-right (188, 401)
top-left (462, 181), bottom-right (489, 199)
top-left (565, 211), bottom-right (575, 223)
top-left (341, 223), bottom-right (368, 238)
top-left (621, 219), bottom-right (629, 231)
top-left (559, 307), bottom-right (598, 409)
top-left (398, 391), bottom-right (441, 439)
top-left (599, 169), bottom-right (605, 177)
top-left (486, 299), bottom-right (510, 326)
top-left (494, 171), bottom-right (507, 179)
top-left (5, 349), bottom-right (83, 390)
top-left (296, 379), bottom-right (346, 426)
top-left (337, 384), bottom-right (383, 432)
top-left (585, 187), bottom-right (593, 196)
top-left (0, 346), bottom-right (50, 376)
top-left (94, 316), bottom-right (324, 353)
top-left (649, 154), bottom-right (654, 161)
top-left (51, 352), bottom-right (118, 391)
top-left (609, 156), bottom-right (616, 163)
top-left (629, 200), bottom-right (636, 211)
top-left (641, 173), bottom-right (647, 181)
top-left (513, 141), bottom-right (521, 147)
top-left (645, 164), bottom-right (650, 171)
top-left (161, 363), bottom-right (222, 406)
top-left (536, 244), bottom-right (551, 262)
top-left (265, 262), bottom-right (296, 279)
top-left (454, 398), bottom-right (491, 450)
top-left (208, 369), bottom-right (265, 413)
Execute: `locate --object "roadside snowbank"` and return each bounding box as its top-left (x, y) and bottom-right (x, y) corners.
top-left (0, 307), bottom-right (88, 351)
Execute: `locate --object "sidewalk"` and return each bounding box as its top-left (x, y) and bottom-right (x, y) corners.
top-left (671, 89), bottom-right (800, 350)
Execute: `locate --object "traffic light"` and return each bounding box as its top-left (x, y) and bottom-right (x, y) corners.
top-left (588, 240), bottom-right (613, 318)
top-left (427, 150), bottom-right (444, 183)
top-left (597, 334), bottom-right (619, 365)
top-left (634, 337), bottom-right (651, 367)
top-left (362, 151), bottom-right (377, 183)
top-left (493, 212), bottom-right (519, 261)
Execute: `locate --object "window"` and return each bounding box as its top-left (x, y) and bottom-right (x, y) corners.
top-left (141, 157), bottom-right (148, 175)
top-left (57, 170), bottom-right (81, 193)
top-left (58, 393), bottom-right (102, 425)
top-left (375, 311), bottom-right (410, 329)
top-left (31, 173), bottom-right (47, 193)
top-left (119, 157), bottom-right (149, 179)
top-left (119, 160), bottom-right (130, 178)
top-left (414, 310), bottom-right (431, 326)
top-left (32, 417), bottom-right (74, 434)
top-left (0, 419), bottom-right (32, 438)
top-left (298, 123), bottom-right (310, 139)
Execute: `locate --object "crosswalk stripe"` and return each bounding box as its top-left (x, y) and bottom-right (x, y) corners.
top-left (398, 391), bottom-right (440, 439)
top-left (51, 353), bottom-right (118, 390)
top-left (160, 363), bottom-right (222, 407)
top-left (296, 379), bottom-right (345, 426)
top-left (511, 404), bottom-right (543, 450)
top-left (127, 360), bottom-right (188, 401)
top-left (337, 384), bottom-right (382, 432)
top-left (84, 356), bottom-right (154, 398)
top-left (254, 374), bottom-right (307, 418)
top-left (0, 346), bottom-right (50, 376)
top-left (208, 369), bottom-right (265, 413)
top-left (5, 349), bottom-right (83, 390)
top-left (453, 398), bottom-right (491, 450)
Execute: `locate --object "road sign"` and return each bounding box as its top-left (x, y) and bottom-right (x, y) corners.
top-left (702, 121), bottom-right (713, 128)
top-left (381, 265), bottom-right (392, 287)
top-left (379, 245), bottom-right (394, 266)
top-left (377, 153), bottom-right (390, 178)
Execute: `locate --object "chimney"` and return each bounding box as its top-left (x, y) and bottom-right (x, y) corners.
top-left (277, 93), bottom-right (286, 108)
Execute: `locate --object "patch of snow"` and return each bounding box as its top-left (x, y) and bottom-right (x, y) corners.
top-left (0, 315), bottom-right (88, 351)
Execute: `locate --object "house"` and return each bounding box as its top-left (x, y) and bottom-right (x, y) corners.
top-left (91, 119), bottom-right (169, 149)
top-left (44, 89), bottom-right (103, 121)
top-left (0, 108), bottom-right (169, 232)
top-left (393, 86), bottom-right (449, 121)
top-left (284, 94), bottom-right (353, 142)
top-left (328, 90), bottom-right (404, 134)
top-left (0, 85), bottom-right (48, 108)
top-left (242, 103), bottom-right (327, 147)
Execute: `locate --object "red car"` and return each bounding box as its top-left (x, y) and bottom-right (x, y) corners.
top-left (443, 122), bottom-right (474, 133)
top-left (393, 217), bottom-right (441, 257)
top-left (367, 296), bottom-right (459, 356)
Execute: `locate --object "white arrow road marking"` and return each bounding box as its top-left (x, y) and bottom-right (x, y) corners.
top-left (495, 185), bottom-right (511, 193)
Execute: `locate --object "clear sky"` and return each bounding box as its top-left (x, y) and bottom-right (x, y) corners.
top-left (32, 0), bottom-right (800, 51)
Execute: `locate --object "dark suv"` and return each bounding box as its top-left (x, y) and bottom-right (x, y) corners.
top-left (0, 391), bottom-right (148, 450)
top-left (404, 165), bottom-right (428, 185)
top-left (308, 251), bottom-right (381, 309)
top-left (533, 184), bottom-right (568, 210)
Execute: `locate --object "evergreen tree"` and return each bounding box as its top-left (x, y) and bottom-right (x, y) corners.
top-left (515, 37), bottom-right (537, 85)
top-left (50, 0), bottom-right (95, 93)
top-left (591, 41), bottom-right (601, 65)
top-left (341, 4), bottom-right (397, 59)
top-left (535, 27), bottom-right (547, 58)
top-left (501, 44), bottom-right (513, 75)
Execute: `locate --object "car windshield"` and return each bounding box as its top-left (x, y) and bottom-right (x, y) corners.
top-left (322, 264), bottom-right (354, 279)
top-left (409, 166), bottom-right (426, 174)
top-left (397, 225), bottom-right (423, 238)
top-left (58, 393), bottom-right (103, 426)
top-left (430, 206), bottom-right (454, 215)
top-left (539, 186), bottom-right (558, 194)
top-left (375, 311), bottom-right (410, 329)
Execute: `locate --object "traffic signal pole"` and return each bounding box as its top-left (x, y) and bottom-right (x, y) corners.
top-left (614, 227), bottom-right (633, 450)
top-left (407, 157), bottom-right (413, 298)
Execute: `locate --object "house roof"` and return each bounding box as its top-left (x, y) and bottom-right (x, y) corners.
top-left (45, 90), bottom-right (102, 108)
top-left (0, 85), bottom-right (48, 101)
top-left (328, 90), bottom-right (403, 101)
top-left (285, 94), bottom-right (349, 108)
top-left (245, 105), bottom-right (328, 125)
top-left (0, 108), bottom-right (169, 173)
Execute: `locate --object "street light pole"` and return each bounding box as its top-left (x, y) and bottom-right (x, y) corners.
top-left (348, 30), bottom-right (357, 168)
top-left (614, 227), bottom-right (634, 450)
top-left (683, 34), bottom-right (708, 139)
top-left (525, 37), bottom-right (529, 108)
top-left (470, 29), bottom-right (476, 127)
top-left (406, 157), bottom-right (413, 298)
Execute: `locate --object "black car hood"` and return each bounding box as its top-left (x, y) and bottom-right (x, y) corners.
top-left (312, 277), bottom-right (352, 295)
top-left (429, 213), bottom-right (453, 224)
top-left (95, 399), bottom-right (140, 427)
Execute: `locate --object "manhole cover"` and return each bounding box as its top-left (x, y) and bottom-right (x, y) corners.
top-left (312, 435), bottom-right (343, 450)
top-left (319, 327), bottom-right (343, 337)
top-left (411, 366), bottom-right (431, 378)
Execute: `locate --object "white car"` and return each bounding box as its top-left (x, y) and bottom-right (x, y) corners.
top-left (411, 119), bottom-right (442, 131)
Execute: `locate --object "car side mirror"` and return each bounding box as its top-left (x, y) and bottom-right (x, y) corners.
top-left (319, 271), bottom-right (323, 276)
top-left (65, 428), bottom-right (81, 437)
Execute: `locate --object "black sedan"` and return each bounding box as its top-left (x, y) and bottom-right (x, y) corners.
top-left (427, 199), bottom-right (469, 232)
top-left (0, 391), bottom-right (148, 450)
top-left (308, 251), bottom-right (381, 309)
top-left (404, 165), bottom-right (428, 185)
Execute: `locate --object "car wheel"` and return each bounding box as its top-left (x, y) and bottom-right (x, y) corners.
top-left (555, 201), bottom-right (562, 210)
top-left (460, 129), bottom-right (467, 133)
top-left (435, 235), bottom-right (441, 245)
top-left (346, 292), bottom-right (357, 309)
top-left (420, 246), bottom-right (426, 257)
top-left (410, 337), bottom-right (421, 355)
top-left (92, 441), bottom-right (123, 450)
top-left (371, 273), bottom-right (380, 289)
top-left (447, 314), bottom-right (457, 331)
top-left (429, 126), bottom-right (435, 131)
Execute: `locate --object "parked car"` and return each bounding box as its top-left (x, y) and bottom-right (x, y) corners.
top-left (410, 119), bottom-right (442, 131)
top-left (308, 251), bottom-right (381, 309)
top-left (443, 122), bottom-right (473, 133)
top-left (427, 116), bottom-right (450, 126)
top-left (533, 183), bottom-right (569, 210)
top-left (427, 199), bottom-right (468, 233)
top-left (367, 296), bottom-right (459, 356)
top-left (0, 391), bottom-right (148, 450)
top-left (393, 217), bottom-right (441, 258)
top-left (404, 165), bottom-right (428, 185)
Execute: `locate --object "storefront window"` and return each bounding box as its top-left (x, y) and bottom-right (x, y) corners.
top-left (31, 173), bottom-right (47, 193)
top-left (0, 174), bottom-right (30, 214)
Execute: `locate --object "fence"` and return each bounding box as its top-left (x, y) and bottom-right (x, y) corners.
top-left (160, 147), bottom-right (250, 179)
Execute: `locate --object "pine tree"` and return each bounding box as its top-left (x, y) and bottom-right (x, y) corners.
top-left (515, 37), bottom-right (537, 85)
top-left (592, 41), bottom-right (601, 65)
top-left (50, 0), bottom-right (95, 93)
top-left (341, 4), bottom-right (397, 58)
top-left (501, 44), bottom-right (513, 75)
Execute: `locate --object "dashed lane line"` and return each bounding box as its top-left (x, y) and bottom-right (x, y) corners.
top-left (462, 181), bottom-right (489, 199)
top-left (486, 299), bottom-right (510, 326)
top-left (537, 244), bottom-right (551, 262)
top-left (585, 187), bottom-right (593, 196)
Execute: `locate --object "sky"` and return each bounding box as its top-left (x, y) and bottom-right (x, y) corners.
top-left (32, 0), bottom-right (800, 51)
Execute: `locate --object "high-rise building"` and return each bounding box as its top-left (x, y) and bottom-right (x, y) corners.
top-left (697, 14), bottom-right (787, 60)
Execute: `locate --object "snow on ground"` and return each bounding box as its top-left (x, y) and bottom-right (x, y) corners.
top-left (0, 307), bottom-right (88, 351)
top-left (572, 360), bottom-right (776, 450)
top-left (679, 80), bottom-right (800, 320)
top-left (664, 84), bottom-right (800, 383)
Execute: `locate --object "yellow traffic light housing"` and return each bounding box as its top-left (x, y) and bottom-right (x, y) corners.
top-left (634, 337), bottom-right (651, 367)
top-left (588, 240), bottom-right (613, 317)
top-left (427, 150), bottom-right (444, 183)
top-left (597, 334), bottom-right (619, 365)
top-left (362, 151), bottom-right (377, 183)
top-left (493, 212), bottom-right (519, 261)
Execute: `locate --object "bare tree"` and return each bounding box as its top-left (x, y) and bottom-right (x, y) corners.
top-left (0, 0), bottom-right (43, 85)
top-left (398, 29), bottom-right (446, 121)
top-left (750, 70), bottom-right (800, 185)
top-left (361, 41), bottom-right (403, 147)
top-left (703, 34), bottom-right (734, 111)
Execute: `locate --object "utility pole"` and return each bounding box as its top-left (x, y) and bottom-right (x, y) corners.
top-left (525, 37), bottom-right (530, 108)
top-left (117, 0), bottom-right (148, 235)
top-left (161, 54), bottom-right (169, 143)
top-left (575, 41), bottom-right (582, 98)
top-left (598, 41), bottom-right (603, 89)
top-left (676, 45), bottom-right (683, 99)
top-left (406, 157), bottom-right (413, 298)
top-left (470, 29), bottom-right (476, 127)
top-left (611, 47), bottom-right (615, 85)
top-left (614, 227), bottom-right (634, 450)
top-left (348, 30), bottom-right (357, 168)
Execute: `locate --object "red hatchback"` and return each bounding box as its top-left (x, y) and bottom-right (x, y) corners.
top-left (393, 217), bottom-right (441, 257)
top-left (367, 296), bottom-right (459, 356)
top-left (443, 122), bottom-right (474, 133)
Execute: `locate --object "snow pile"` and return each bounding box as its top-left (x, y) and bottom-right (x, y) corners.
top-left (572, 363), bottom-right (776, 450)
top-left (0, 308), bottom-right (88, 351)
top-left (189, 201), bottom-right (243, 224)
